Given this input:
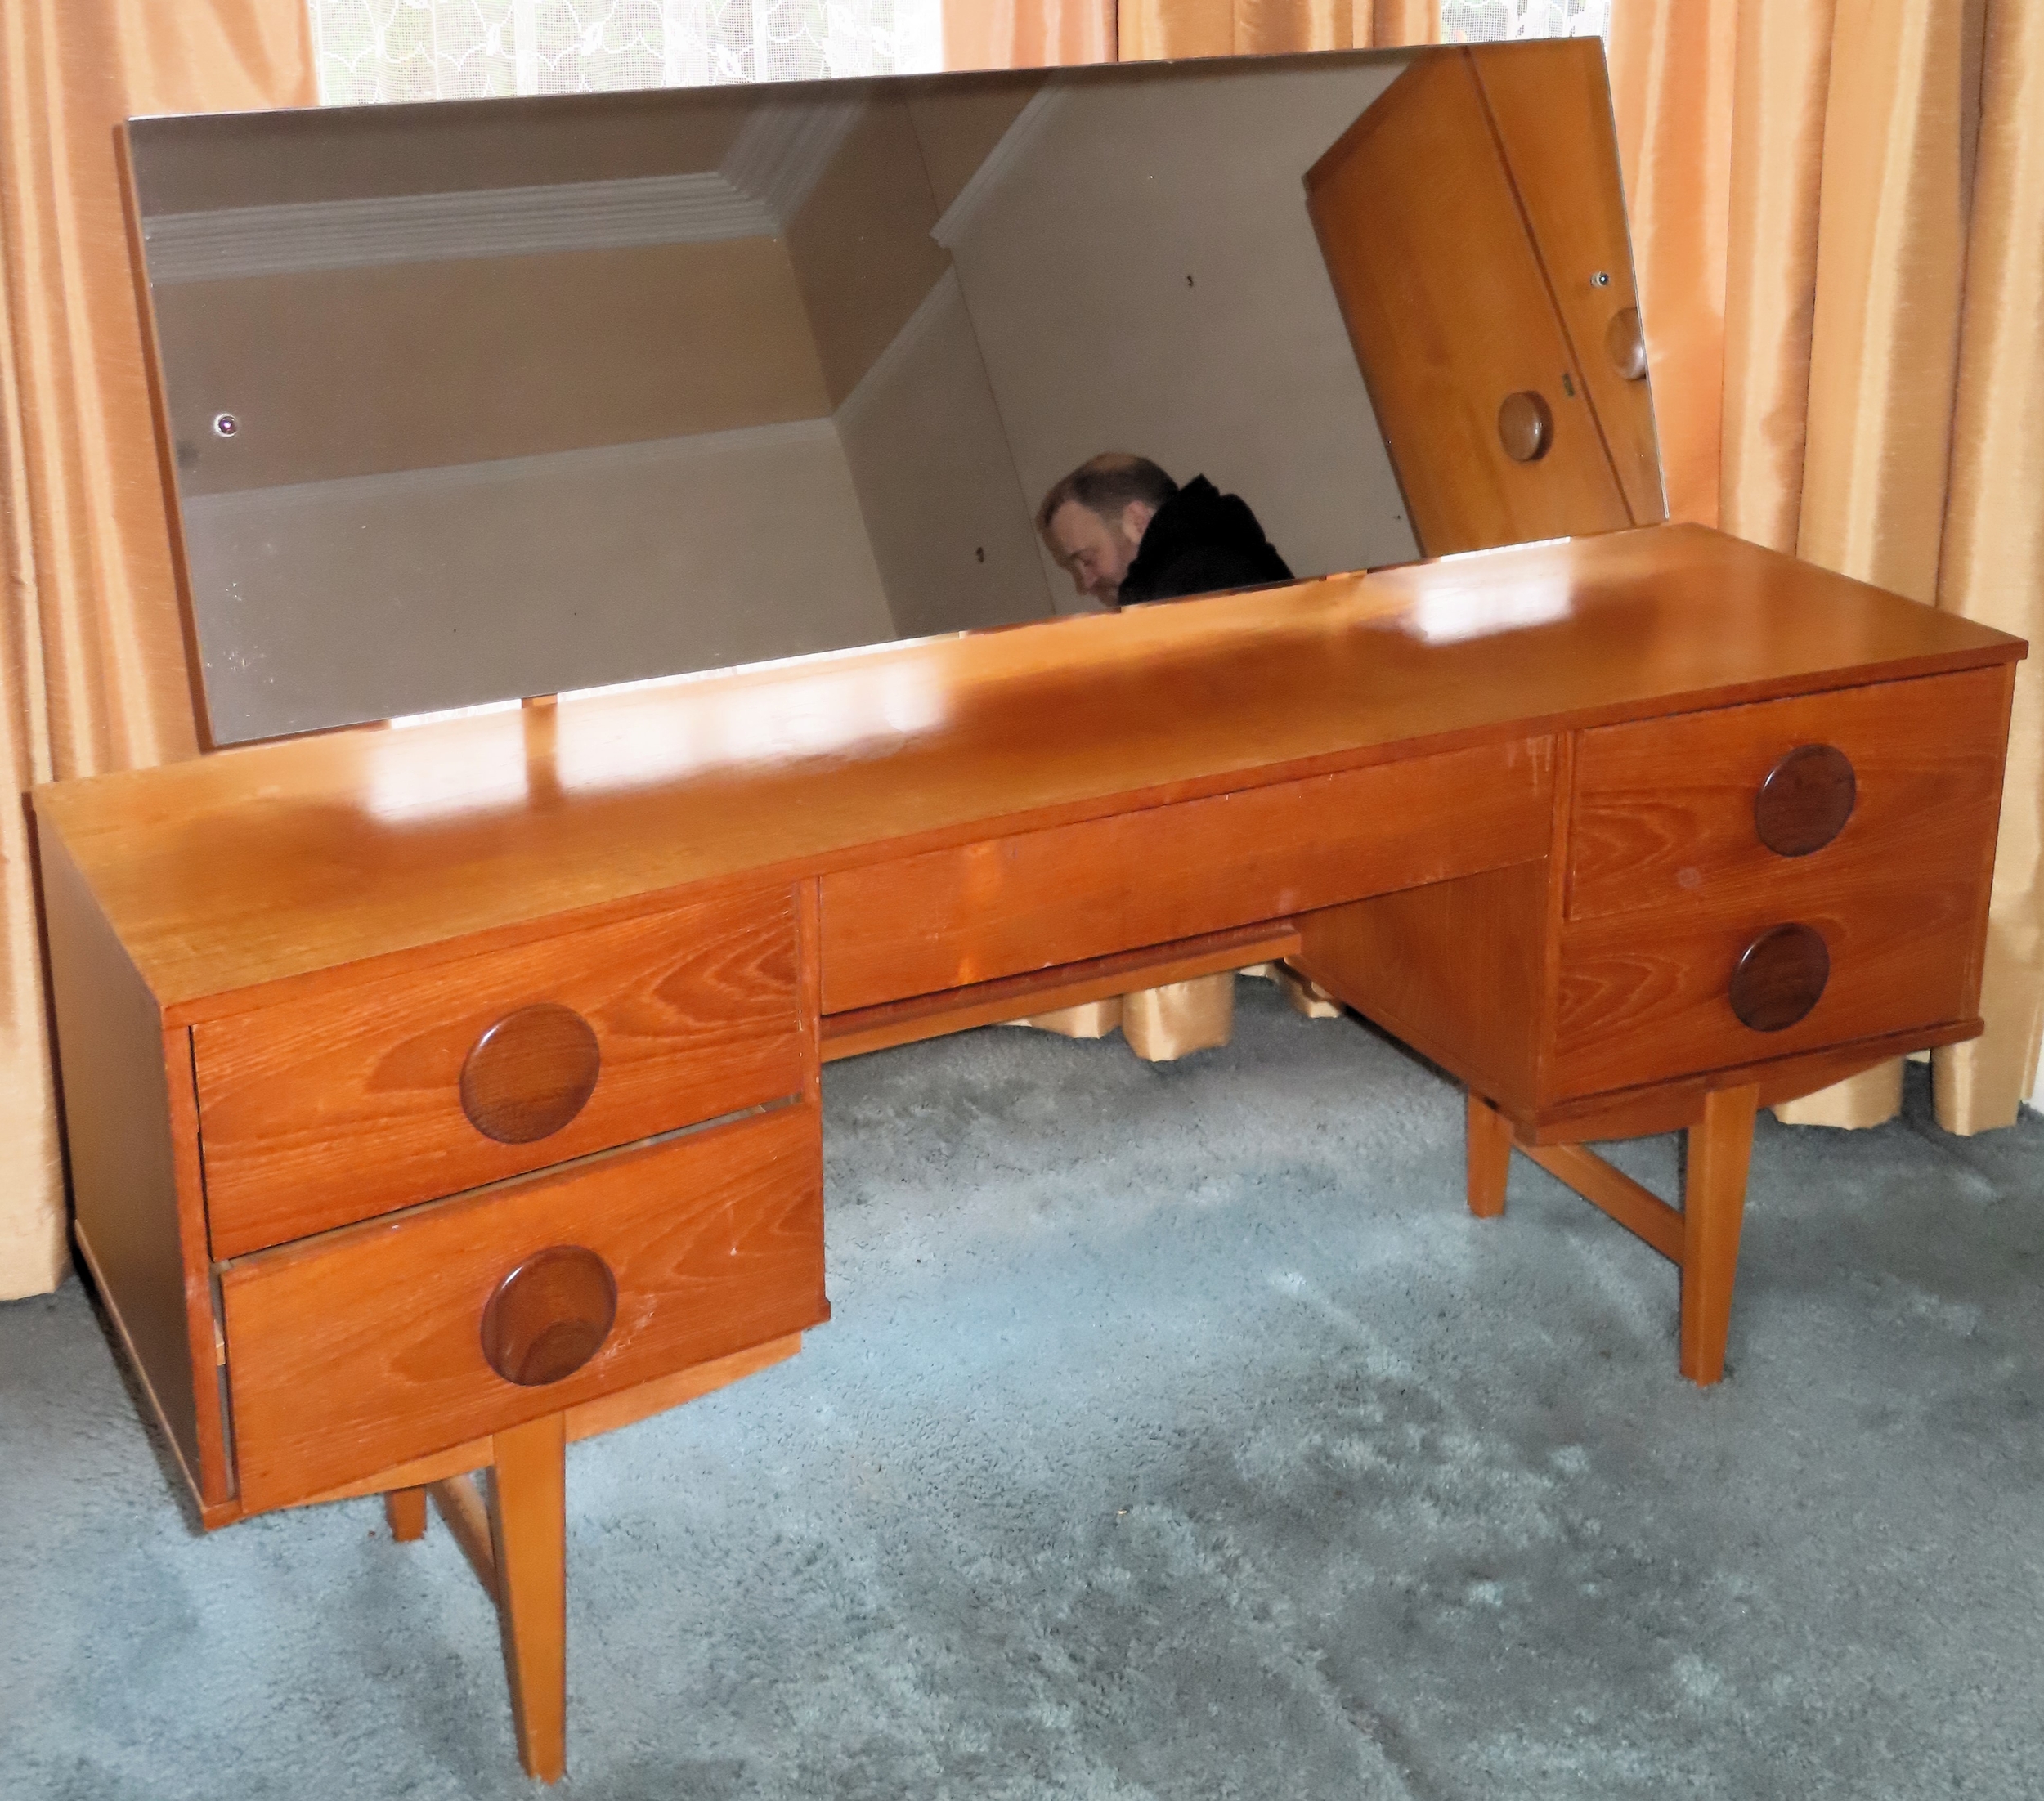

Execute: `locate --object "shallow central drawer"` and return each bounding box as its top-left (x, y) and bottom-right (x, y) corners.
top-left (222, 1102), bottom-right (825, 1512)
top-left (195, 885), bottom-right (803, 1257)
top-left (818, 738), bottom-right (1553, 1014)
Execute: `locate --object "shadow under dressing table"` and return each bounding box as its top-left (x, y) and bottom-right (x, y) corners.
top-left (34, 42), bottom-right (2027, 1782)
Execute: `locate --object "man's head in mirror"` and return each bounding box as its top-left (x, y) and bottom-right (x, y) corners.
top-left (1037, 453), bottom-right (1176, 610)
top-left (1038, 453), bottom-right (1291, 611)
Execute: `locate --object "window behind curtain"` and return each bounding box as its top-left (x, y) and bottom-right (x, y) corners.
top-left (309, 0), bottom-right (943, 104)
top-left (1443, 0), bottom-right (1610, 42)
top-left (308, 4), bottom-right (1608, 105)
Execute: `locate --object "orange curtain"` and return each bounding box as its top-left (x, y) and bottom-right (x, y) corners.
top-left (0, 0), bottom-right (316, 1298)
top-left (1117, 0), bottom-right (1436, 63)
top-left (1612, 0), bottom-right (2043, 1133)
top-left (943, 0), bottom-right (1118, 67)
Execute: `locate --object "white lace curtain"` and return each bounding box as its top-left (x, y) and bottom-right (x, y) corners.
top-left (311, 0), bottom-right (941, 104)
top-left (311, 0), bottom-right (1603, 104)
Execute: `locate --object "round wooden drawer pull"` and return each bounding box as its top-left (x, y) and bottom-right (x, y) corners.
top-left (482, 1246), bottom-right (618, 1387)
top-left (1729, 923), bottom-right (1830, 1032)
top-left (1606, 306), bottom-right (1648, 380)
top-left (1498, 391), bottom-right (1554, 463)
top-left (1755, 744), bottom-right (1856, 856)
top-left (460, 1003), bottom-right (601, 1144)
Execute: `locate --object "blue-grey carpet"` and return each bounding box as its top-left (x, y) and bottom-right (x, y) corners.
top-left (3, 979), bottom-right (2041, 1799)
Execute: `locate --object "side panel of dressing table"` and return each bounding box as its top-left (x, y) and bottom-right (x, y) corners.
top-left (34, 525), bottom-right (2024, 1779)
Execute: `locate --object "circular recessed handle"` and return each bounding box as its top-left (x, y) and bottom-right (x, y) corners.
top-left (481, 1246), bottom-right (618, 1387)
top-left (1728, 924), bottom-right (1830, 1033)
top-left (1605, 307), bottom-right (1648, 380)
top-left (1498, 391), bottom-right (1554, 462)
top-left (459, 1003), bottom-right (601, 1144)
top-left (1754, 744), bottom-right (1856, 857)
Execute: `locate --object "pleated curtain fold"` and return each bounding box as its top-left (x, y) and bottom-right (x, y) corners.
top-left (1611, 0), bottom-right (2044, 1133)
top-left (0, 0), bottom-right (316, 1298)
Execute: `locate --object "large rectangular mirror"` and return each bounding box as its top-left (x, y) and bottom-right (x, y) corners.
top-left (127, 42), bottom-right (1657, 745)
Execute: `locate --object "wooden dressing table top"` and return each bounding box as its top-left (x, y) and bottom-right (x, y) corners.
top-left (38, 525), bottom-right (2019, 1017)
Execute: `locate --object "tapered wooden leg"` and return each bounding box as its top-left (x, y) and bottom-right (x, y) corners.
top-left (489, 1412), bottom-right (568, 1783)
top-left (1679, 1084), bottom-right (1759, 1386)
top-left (383, 1485), bottom-right (428, 1542)
top-left (1466, 1091), bottom-right (1514, 1219)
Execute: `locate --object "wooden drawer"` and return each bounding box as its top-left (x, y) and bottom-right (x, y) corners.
top-left (195, 885), bottom-right (804, 1257)
top-left (1567, 668), bottom-right (2010, 922)
top-left (220, 1102), bottom-right (825, 1511)
top-left (819, 738), bottom-right (1553, 1013)
top-left (1549, 874), bottom-right (1984, 1100)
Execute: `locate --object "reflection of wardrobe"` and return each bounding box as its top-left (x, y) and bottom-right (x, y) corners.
top-left (1307, 39), bottom-right (1665, 556)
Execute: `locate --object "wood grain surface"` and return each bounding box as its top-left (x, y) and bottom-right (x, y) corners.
top-left (820, 738), bottom-right (1553, 1011)
top-left (1472, 38), bottom-right (1665, 526)
top-left (220, 1103), bottom-right (826, 1510)
top-left (1305, 50), bottom-right (1631, 553)
top-left (1551, 875), bottom-right (1983, 1100)
top-left (1567, 666), bottom-right (2012, 921)
top-left (195, 886), bottom-right (801, 1257)
top-left (31, 527), bottom-right (2021, 1017)
top-left (1297, 858), bottom-right (1553, 1116)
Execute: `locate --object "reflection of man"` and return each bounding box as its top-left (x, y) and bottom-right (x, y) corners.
top-left (1037, 453), bottom-right (1293, 610)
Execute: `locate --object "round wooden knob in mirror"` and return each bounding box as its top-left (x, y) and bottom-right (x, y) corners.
top-left (481, 1246), bottom-right (618, 1387)
top-left (1498, 391), bottom-right (1554, 462)
top-left (1728, 924), bottom-right (1830, 1032)
top-left (1754, 744), bottom-right (1856, 856)
top-left (1606, 307), bottom-right (1648, 380)
top-left (459, 1003), bottom-right (601, 1144)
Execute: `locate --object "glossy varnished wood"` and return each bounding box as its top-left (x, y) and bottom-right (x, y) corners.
top-left (480, 1247), bottom-right (620, 1387)
top-left (1567, 667), bottom-right (2011, 921)
top-left (194, 887), bottom-right (803, 1257)
top-left (459, 1005), bottom-right (603, 1144)
top-left (821, 738), bottom-right (1553, 1012)
top-left (30, 528), bottom-right (2020, 1019)
top-left (1466, 1091), bottom-right (1514, 1218)
top-left (1298, 858), bottom-right (1553, 1115)
top-left (37, 831), bottom-right (229, 1505)
top-left (819, 921), bottom-right (1301, 1061)
top-left (220, 1104), bottom-right (825, 1510)
top-left (1680, 1086), bottom-right (1759, 1384)
top-left (491, 1412), bottom-right (568, 1783)
top-left (301, 1333), bottom-right (805, 1508)
top-left (1305, 50), bottom-right (1632, 553)
top-left (1553, 868), bottom-right (1983, 1100)
top-left (1471, 38), bottom-right (1665, 524)
top-left (1753, 745), bottom-right (1857, 857)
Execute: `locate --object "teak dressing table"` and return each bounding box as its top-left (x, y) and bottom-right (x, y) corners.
top-left (37, 43), bottom-right (2026, 1783)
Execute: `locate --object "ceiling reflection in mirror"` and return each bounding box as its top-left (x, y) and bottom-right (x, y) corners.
top-left (128, 45), bottom-right (1653, 745)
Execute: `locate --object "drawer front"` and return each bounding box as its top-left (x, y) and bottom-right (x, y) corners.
top-left (1549, 876), bottom-right (1983, 1100)
top-left (1567, 668), bottom-right (2010, 923)
top-left (196, 886), bottom-right (803, 1257)
top-left (819, 738), bottom-right (1554, 1013)
top-left (222, 1103), bottom-right (824, 1511)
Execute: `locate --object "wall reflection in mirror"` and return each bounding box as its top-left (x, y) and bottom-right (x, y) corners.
top-left (129, 44), bottom-right (1656, 745)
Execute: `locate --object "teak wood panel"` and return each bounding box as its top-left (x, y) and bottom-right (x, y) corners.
top-left (1550, 873), bottom-right (1985, 1100)
top-left (1304, 51), bottom-right (1632, 556)
top-left (38, 829), bottom-right (225, 1503)
top-left (221, 1103), bottom-right (826, 1511)
top-left (1471, 40), bottom-right (1664, 526)
top-left (195, 886), bottom-right (802, 1257)
top-left (1567, 667), bottom-right (2013, 922)
top-left (818, 738), bottom-right (1554, 1013)
top-left (1295, 858), bottom-right (1553, 1115)
top-left (32, 528), bottom-right (2024, 1012)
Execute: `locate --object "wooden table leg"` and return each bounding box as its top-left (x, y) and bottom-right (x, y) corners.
top-left (489, 1411), bottom-right (568, 1783)
top-left (383, 1485), bottom-right (428, 1542)
top-left (1466, 1090), bottom-right (1513, 1219)
top-left (1679, 1084), bottom-right (1759, 1386)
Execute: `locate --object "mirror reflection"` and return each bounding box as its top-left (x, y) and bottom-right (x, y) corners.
top-left (129, 45), bottom-right (1652, 745)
